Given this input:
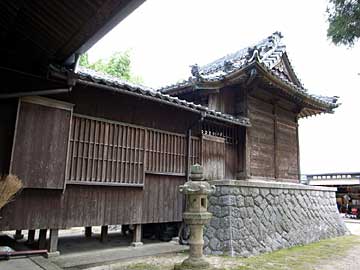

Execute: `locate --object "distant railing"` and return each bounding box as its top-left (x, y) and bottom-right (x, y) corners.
top-left (306, 172), bottom-right (360, 181)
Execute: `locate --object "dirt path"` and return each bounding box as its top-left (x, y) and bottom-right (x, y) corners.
top-left (315, 238), bottom-right (360, 270)
top-left (302, 220), bottom-right (360, 270)
top-left (92, 235), bottom-right (360, 270)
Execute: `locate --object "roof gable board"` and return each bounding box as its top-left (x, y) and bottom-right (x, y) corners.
top-left (274, 53), bottom-right (303, 88)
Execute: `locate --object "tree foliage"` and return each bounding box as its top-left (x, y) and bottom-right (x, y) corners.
top-left (327, 0), bottom-right (360, 46)
top-left (79, 51), bottom-right (143, 84)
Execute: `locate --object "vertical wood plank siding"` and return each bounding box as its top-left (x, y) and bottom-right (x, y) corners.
top-left (11, 101), bottom-right (71, 189)
top-left (202, 134), bottom-right (226, 180)
top-left (276, 107), bottom-right (299, 181)
top-left (248, 95), bottom-right (299, 181)
top-left (0, 175), bottom-right (185, 230)
top-left (202, 121), bottom-right (239, 179)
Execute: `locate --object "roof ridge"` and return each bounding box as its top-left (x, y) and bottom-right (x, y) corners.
top-left (159, 32), bottom-right (286, 92)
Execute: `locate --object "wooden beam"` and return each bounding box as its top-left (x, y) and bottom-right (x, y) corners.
top-left (38, 229), bottom-right (47, 249)
top-left (14, 230), bottom-right (24, 240)
top-left (131, 224), bottom-right (143, 247)
top-left (85, 226), bottom-right (92, 237)
top-left (100, 225), bottom-right (108, 243)
top-left (48, 229), bottom-right (59, 253)
top-left (186, 129), bottom-right (192, 181)
top-left (27, 230), bottom-right (35, 245)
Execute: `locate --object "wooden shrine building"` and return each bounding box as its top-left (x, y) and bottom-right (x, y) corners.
top-left (0, 1), bottom-right (339, 255)
top-left (161, 32), bottom-right (339, 182)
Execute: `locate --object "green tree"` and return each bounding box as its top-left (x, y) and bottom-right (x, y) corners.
top-left (327, 0), bottom-right (360, 46)
top-left (79, 51), bottom-right (143, 83)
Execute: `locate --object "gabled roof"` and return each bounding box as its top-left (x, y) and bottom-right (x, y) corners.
top-left (65, 67), bottom-right (251, 127)
top-left (160, 32), bottom-right (339, 116)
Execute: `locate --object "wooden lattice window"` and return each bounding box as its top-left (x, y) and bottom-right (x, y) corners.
top-left (66, 114), bottom-right (145, 186)
top-left (145, 130), bottom-right (201, 175)
top-left (202, 121), bottom-right (238, 145)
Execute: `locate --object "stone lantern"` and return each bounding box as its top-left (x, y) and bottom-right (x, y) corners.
top-left (175, 164), bottom-right (216, 270)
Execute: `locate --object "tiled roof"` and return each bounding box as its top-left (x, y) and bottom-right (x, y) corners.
top-left (76, 66), bottom-right (251, 126)
top-left (159, 32), bottom-right (338, 111)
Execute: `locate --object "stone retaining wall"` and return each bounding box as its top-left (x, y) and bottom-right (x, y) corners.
top-left (204, 180), bottom-right (348, 257)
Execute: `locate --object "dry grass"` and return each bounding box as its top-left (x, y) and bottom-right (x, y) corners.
top-left (0, 174), bottom-right (22, 209)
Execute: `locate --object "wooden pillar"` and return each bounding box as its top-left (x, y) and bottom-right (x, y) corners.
top-left (14, 229), bottom-right (24, 240)
top-left (296, 121), bottom-right (301, 180)
top-left (236, 127), bottom-right (248, 180)
top-left (85, 226), bottom-right (92, 237)
top-left (273, 103), bottom-right (278, 179)
top-left (38, 229), bottom-right (47, 249)
top-left (131, 224), bottom-right (143, 247)
top-left (241, 87), bottom-right (251, 179)
top-left (186, 129), bottom-right (192, 182)
top-left (48, 229), bottom-right (59, 253)
top-left (100, 225), bottom-right (108, 243)
top-left (27, 229), bottom-right (35, 245)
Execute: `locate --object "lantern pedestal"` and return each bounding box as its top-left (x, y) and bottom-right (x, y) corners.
top-left (174, 164), bottom-right (217, 270)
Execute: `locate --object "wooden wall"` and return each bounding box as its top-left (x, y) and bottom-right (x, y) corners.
top-left (202, 134), bottom-right (225, 180)
top-left (0, 87), bottom-right (201, 230)
top-left (142, 174), bottom-right (184, 224)
top-left (0, 98), bottom-right (17, 175)
top-left (248, 95), bottom-right (276, 178)
top-left (56, 87), bottom-right (199, 135)
top-left (247, 93), bottom-right (299, 182)
top-left (0, 174), bottom-right (184, 230)
top-left (0, 85), bottom-right (241, 231)
top-left (11, 98), bottom-right (72, 189)
top-left (276, 107), bottom-right (299, 180)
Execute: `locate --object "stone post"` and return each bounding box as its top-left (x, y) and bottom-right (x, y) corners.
top-left (175, 164), bottom-right (216, 270)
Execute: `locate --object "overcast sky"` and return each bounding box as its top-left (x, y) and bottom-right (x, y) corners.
top-left (88, 0), bottom-right (360, 175)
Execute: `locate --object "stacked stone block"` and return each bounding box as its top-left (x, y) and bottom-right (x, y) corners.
top-left (204, 180), bottom-right (348, 256)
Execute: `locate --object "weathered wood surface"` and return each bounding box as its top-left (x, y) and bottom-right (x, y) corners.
top-left (10, 100), bottom-right (71, 189)
top-left (276, 108), bottom-right (299, 180)
top-left (202, 134), bottom-right (225, 180)
top-left (142, 174), bottom-right (184, 224)
top-left (247, 95), bottom-right (299, 181)
top-left (65, 87), bottom-right (199, 134)
top-left (67, 114), bottom-right (146, 186)
top-left (248, 96), bottom-right (275, 178)
top-left (67, 114), bottom-right (201, 185)
top-left (0, 87), bottom-right (242, 231)
top-left (0, 174), bottom-right (184, 230)
top-left (207, 87), bottom-right (236, 115)
top-left (225, 143), bottom-right (238, 179)
top-left (0, 98), bottom-right (17, 175)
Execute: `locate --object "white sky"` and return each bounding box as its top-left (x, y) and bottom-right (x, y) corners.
top-left (88, 0), bottom-right (360, 175)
